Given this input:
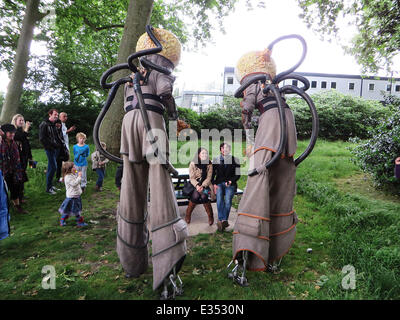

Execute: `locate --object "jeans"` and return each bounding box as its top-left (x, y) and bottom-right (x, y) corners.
top-left (45, 148), bottom-right (59, 191)
top-left (95, 168), bottom-right (105, 187)
top-left (76, 166), bottom-right (87, 188)
top-left (216, 183), bottom-right (235, 221)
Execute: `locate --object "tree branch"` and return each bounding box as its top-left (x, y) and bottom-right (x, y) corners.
top-left (83, 18), bottom-right (124, 32)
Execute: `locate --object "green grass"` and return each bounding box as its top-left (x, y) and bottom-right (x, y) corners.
top-left (0, 140), bottom-right (399, 299)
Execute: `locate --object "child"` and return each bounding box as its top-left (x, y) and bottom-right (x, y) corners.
top-left (91, 142), bottom-right (109, 191)
top-left (58, 162), bottom-right (87, 227)
top-left (73, 132), bottom-right (90, 191)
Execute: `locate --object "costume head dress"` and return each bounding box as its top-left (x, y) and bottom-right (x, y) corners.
top-left (235, 49), bottom-right (276, 84)
top-left (136, 27), bottom-right (181, 69)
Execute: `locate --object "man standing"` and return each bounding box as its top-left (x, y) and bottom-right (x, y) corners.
top-left (39, 109), bottom-right (64, 194)
top-left (56, 112), bottom-right (76, 182)
top-left (212, 143), bottom-right (240, 232)
top-left (59, 112), bottom-right (76, 153)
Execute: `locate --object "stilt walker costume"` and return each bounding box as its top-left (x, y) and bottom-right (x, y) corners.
top-left (93, 26), bottom-right (188, 299)
top-left (228, 35), bottom-right (319, 286)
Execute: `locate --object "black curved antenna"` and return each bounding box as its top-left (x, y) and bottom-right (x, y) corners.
top-left (233, 34), bottom-right (318, 174)
top-left (93, 25), bottom-right (178, 177)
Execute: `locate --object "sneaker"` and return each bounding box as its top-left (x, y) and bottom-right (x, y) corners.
top-left (46, 189), bottom-right (56, 195)
top-left (60, 220), bottom-right (67, 226)
top-left (217, 221), bottom-right (223, 232)
top-left (50, 186), bottom-right (60, 192)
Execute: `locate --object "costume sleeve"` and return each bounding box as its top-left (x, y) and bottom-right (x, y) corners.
top-left (241, 83), bottom-right (258, 114)
top-left (155, 73), bottom-right (175, 97)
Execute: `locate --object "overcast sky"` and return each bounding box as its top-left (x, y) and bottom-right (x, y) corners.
top-left (1, 0), bottom-right (399, 95)
top-left (174, 0), bottom-right (400, 93)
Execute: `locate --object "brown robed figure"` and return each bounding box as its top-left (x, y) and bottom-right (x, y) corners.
top-left (232, 49), bottom-right (298, 272)
top-left (116, 28), bottom-right (188, 294)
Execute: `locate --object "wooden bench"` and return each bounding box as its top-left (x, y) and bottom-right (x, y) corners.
top-left (172, 168), bottom-right (243, 206)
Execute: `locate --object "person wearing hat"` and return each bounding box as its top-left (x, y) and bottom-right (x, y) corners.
top-left (0, 124), bottom-right (26, 214)
top-left (116, 27), bottom-right (187, 299)
top-left (231, 48), bottom-right (298, 276)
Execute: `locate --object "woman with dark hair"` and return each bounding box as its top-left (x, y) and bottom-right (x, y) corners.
top-left (12, 114), bottom-right (33, 202)
top-left (185, 147), bottom-right (215, 226)
top-left (0, 124), bottom-right (26, 214)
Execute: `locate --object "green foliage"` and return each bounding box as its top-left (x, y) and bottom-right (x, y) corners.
top-left (1, 0), bottom-right (240, 105)
top-left (296, 140), bottom-right (400, 299)
top-left (176, 107), bottom-right (202, 134)
top-left (19, 92), bottom-right (102, 148)
top-left (288, 90), bottom-right (390, 140)
top-left (297, 0), bottom-right (400, 73)
top-left (0, 0), bottom-right (29, 73)
top-left (349, 100), bottom-right (400, 189)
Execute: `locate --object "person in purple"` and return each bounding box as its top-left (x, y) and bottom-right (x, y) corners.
top-left (395, 157), bottom-right (400, 179)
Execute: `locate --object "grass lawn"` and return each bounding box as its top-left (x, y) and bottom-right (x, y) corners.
top-left (0, 139), bottom-right (399, 300)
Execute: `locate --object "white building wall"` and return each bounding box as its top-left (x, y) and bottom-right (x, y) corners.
top-left (223, 68), bottom-right (400, 101)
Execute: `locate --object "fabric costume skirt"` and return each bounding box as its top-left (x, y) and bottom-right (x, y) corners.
top-left (232, 148), bottom-right (298, 271)
top-left (117, 109), bottom-right (187, 290)
top-left (58, 197), bottom-right (82, 216)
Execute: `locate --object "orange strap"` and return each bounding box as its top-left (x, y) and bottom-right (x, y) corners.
top-left (271, 210), bottom-right (295, 217)
top-left (233, 231), bottom-right (270, 241)
top-left (238, 212), bottom-right (271, 221)
top-left (252, 146), bottom-right (295, 159)
top-left (270, 223), bottom-right (296, 237)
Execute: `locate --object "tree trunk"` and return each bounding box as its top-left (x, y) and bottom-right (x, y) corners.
top-left (0, 0), bottom-right (45, 124)
top-left (99, 0), bottom-right (154, 156)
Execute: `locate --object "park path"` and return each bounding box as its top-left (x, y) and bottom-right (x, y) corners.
top-left (177, 203), bottom-right (237, 236)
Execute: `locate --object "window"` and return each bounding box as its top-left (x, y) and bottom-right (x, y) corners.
top-left (349, 82), bottom-right (355, 90)
top-left (311, 81), bottom-right (317, 88)
top-left (321, 81), bottom-right (327, 89)
top-left (369, 83), bottom-right (375, 91)
top-left (331, 82), bottom-right (337, 89)
top-left (292, 80), bottom-right (298, 86)
top-left (396, 85), bottom-right (400, 92)
top-left (227, 77), bottom-right (233, 84)
top-left (387, 84), bottom-right (392, 92)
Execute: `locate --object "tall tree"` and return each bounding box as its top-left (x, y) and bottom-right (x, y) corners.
top-left (99, 0), bottom-right (154, 155)
top-left (297, 0), bottom-right (400, 73)
top-left (94, 0), bottom-right (240, 155)
top-left (0, 0), bottom-right (49, 123)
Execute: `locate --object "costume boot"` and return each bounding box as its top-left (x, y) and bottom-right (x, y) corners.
top-left (185, 201), bottom-right (196, 224)
top-left (203, 202), bottom-right (214, 226)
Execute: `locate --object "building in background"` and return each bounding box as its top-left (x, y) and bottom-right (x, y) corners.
top-left (176, 67), bottom-right (400, 112)
top-left (223, 67), bottom-right (400, 102)
top-left (175, 91), bottom-right (224, 113)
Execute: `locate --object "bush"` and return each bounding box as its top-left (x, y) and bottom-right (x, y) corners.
top-left (20, 101), bottom-right (102, 149)
top-left (177, 107), bottom-right (202, 134)
top-left (288, 90), bottom-right (390, 140)
top-left (349, 105), bottom-right (400, 189)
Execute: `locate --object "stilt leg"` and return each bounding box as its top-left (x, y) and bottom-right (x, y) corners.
top-left (227, 251), bottom-right (249, 287)
top-left (159, 265), bottom-right (184, 300)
